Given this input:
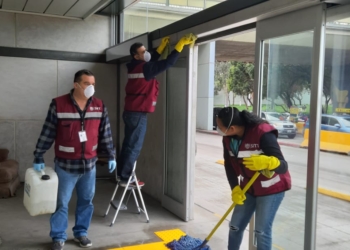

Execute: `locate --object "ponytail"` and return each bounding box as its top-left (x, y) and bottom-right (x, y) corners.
top-left (240, 110), bottom-right (268, 127)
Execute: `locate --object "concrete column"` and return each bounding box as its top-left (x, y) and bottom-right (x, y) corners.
top-left (197, 42), bottom-right (215, 130)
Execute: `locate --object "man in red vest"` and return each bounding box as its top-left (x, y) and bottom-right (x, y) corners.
top-left (32, 70), bottom-right (116, 250)
top-left (117, 34), bottom-right (196, 186)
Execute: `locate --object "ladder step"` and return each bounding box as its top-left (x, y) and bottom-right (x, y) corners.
top-left (110, 201), bottom-right (128, 211)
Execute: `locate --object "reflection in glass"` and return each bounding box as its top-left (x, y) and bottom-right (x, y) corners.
top-left (313, 12), bottom-right (350, 249)
top-left (262, 32), bottom-right (313, 249)
top-left (123, 0), bottom-right (225, 41)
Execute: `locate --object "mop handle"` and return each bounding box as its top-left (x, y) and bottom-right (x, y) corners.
top-left (204, 171), bottom-right (261, 241)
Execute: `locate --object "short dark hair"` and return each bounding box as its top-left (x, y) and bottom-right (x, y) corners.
top-left (130, 42), bottom-right (144, 57)
top-left (74, 69), bottom-right (94, 83)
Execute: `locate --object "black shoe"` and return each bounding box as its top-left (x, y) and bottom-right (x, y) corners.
top-left (51, 241), bottom-right (64, 250)
top-left (74, 236), bottom-right (92, 248)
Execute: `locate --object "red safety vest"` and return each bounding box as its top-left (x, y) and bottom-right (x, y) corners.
top-left (54, 94), bottom-right (103, 160)
top-left (124, 62), bottom-right (159, 113)
top-left (223, 123), bottom-right (291, 196)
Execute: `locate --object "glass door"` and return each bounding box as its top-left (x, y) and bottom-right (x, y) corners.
top-left (162, 45), bottom-right (198, 221)
top-left (253, 4), bottom-right (326, 250)
top-left (315, 4), bottom-right (350, 249)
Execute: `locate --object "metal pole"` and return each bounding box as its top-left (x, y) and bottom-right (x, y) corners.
top-left (304, 4), bottom-right (326, 250)
top-left (250, 25), bottom-right (264, 250)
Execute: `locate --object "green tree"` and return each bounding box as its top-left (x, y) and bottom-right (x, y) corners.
top-left (214, 61), bottom-right (232, 106)
top-left (323, 66), bottom-right (332, 114)
top-left (268, 64), bottom-right (311, 109)
top-left (227, 62), bottom-right (255, 109)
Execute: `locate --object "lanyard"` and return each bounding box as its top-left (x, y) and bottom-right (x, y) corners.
top-left (230, 138), bottom-right (241, 157)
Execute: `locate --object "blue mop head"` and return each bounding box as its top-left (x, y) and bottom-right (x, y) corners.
top-left (166, 235), bottom-right (211, 250)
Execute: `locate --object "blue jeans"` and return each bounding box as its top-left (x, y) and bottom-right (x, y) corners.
top-left (117, 111), bottom-right (148, 180)
top-left (228, 192), bottom-right (285, 250)
top-left (50, 164), bottom-right (96, 242)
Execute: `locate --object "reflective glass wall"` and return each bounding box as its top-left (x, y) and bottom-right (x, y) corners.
top-left (261, 31), bottom-right (313, 249)
top-left (314, 8), bottom-right (350, 249)
top-left (123, 0), bottom-right (225, 41)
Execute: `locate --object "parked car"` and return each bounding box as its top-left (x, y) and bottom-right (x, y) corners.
top-left (263, 111), bottom-right (285, 120)
top-left (304, 114), bottom-right (350, 133)
top-left (261, 112), bottom-right (297, 138)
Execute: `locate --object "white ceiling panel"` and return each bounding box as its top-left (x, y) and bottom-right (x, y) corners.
top-left (65, 0), bottom-right (101, 18)
top-left (0, 0), bottom-right (113, 19)
top-left (45, 0), bottom-right (78, 16)
top-left (2, 0), bottom-right (27, 11)
top-left (24, 0), bottom-right (52, 13)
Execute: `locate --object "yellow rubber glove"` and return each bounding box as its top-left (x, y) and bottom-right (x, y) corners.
top-left (156, 36), bottom-right (170, 54)
top-left (160, 43), bottom-right (170, 60)
top-left (175, 33), bottom-right (197, 52)
top-left (231, 185), bottom-right (246, 205)
top-left (243, 155), bottom-right (280, 171)
top-left (260, 169), bottom-right (275, 178)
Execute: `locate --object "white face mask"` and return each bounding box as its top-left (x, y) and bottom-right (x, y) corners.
top-left (217, 128), bottom-right (228, 136)
top-left (78, 84), bottom-right (95, 98)
top-left (144, 51), bottom-right (151, 62)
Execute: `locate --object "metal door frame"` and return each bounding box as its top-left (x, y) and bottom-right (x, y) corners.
top-left (253, 4), bottom-right (326, 250)
top-left (162, 46), bottom-right (198, 221)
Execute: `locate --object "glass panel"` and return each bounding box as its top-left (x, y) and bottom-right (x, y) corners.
top-left (123, 0), bottom-right (226, 41)
top-left (314, 11), bottom-right (350, 248)
top-left (262, 31), bottom-right (313, 249)
top-left (169, 0), bottom-right (187, 6)
top-left (148, 0), bottom-right (166, 3)
top-left (165, 57), bottom-right (188, 202)
top-left (205, 0), bottom-right (225, 8)
top-left (195, 30), bottom-right (256, 249)
top-left (188, 0), bottom-right (204, 8)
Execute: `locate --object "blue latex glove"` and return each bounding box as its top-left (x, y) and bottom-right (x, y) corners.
top-left (33, 163), bottom-right (45, 172)
top-left (108, 160), bottom-right (116, 173)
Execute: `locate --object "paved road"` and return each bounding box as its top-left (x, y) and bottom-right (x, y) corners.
top-left (195, 132), bottom-right (350, 250)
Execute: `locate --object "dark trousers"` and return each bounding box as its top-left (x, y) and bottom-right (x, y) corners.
top-left (117, 111), bottom-right (148, 181)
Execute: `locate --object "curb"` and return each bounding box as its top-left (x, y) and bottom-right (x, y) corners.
top-left (197, 130), bottom-right (301, 148)
top-left (278, 142), bottom-right (301, 148)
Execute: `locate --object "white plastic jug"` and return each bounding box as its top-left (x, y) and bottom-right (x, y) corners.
top-left (23, 167), bottom-right (58, 216)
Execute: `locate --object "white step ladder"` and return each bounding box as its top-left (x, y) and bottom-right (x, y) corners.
top-left (104, 161), bottom-right (149, 227)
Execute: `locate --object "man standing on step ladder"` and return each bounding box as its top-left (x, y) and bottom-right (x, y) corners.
top-left (117, 34), bottom-right (197, 187)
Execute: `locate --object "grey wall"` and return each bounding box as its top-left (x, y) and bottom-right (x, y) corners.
top-left (0, 13), bottom-right (117, 181)
top-left (118, 63), bottom-right (166, 201)
top-left (0, 12), bottom-right (110, 53)
top-left (0, 57), bottom-right (117, 181)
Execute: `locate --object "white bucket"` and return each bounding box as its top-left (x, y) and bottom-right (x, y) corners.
top-left (23, 167), bottom-right (58, 216)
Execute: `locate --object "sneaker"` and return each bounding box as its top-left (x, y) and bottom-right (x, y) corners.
top-left (74, 236), bottom-right (92, 248)
top-left (51, 241), bottom-right (64, 250)
top-left (129, 180), bottom-right (145, 187)
top-left (119, 177), bottom-right (145, 187)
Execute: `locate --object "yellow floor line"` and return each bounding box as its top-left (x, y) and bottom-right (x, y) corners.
top-left (318, 187), bottom-right (350, 202)
top-left (213, 213), bottom-right (222, 218)
top-left (216, 159), bottom-right (224, 165)
top-left (273, 244), bottom-right (285, 250)
top-left (108, 229), bottom-right (186, 250)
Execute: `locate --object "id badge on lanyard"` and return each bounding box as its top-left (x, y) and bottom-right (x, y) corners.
top-left (78, 119), bottom-right (87, 142)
